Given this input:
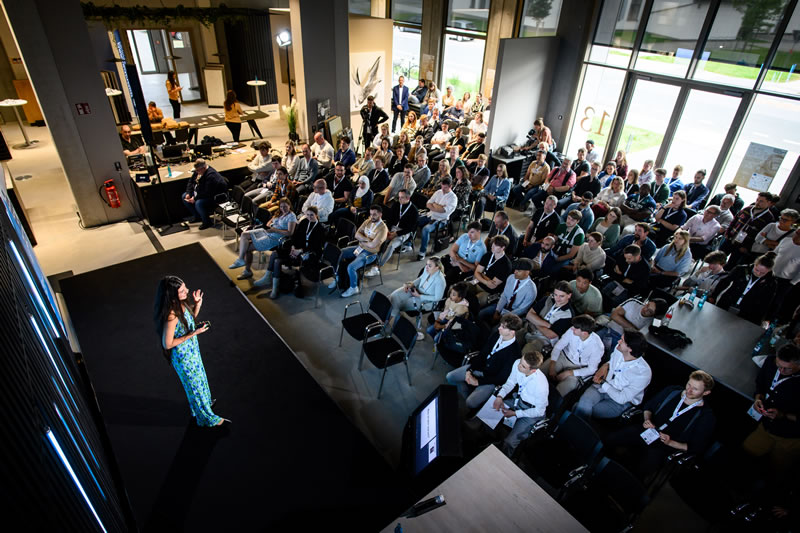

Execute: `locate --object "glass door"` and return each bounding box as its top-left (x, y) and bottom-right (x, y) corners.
top-left (615, 78), bottom-right (681, 171)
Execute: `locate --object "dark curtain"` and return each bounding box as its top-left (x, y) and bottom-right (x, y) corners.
top-left (224, 14), bottom-right (278, 107)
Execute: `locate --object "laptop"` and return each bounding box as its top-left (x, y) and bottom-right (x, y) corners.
top-left (162, 143), bottom-right (186, 161)
top-left (194, 143), bottom-right (213, 157)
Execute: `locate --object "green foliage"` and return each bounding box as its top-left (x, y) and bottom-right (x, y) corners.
top-left (444, 75), bottom-right (479, 100)
top-left (731, 0), bottom-right (786, 48)
top-left (525, 0), bottom-right (552, 21)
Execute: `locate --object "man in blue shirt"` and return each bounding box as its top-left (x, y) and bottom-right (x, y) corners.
top-left (565, 192), bottom-right (596, 232)
top-left (333, 136), bottom-right (356, 175)
top-left (474, 169), bottom-right (511, 221)
top-left (442, 221), bottom-right (487, 285)
top-left (609, 222), bottom-right (657, 261)
top-left (666, 165), bottom-right (684, 194)
top-left (683, 169), bottom-right (710, 210)
top-left (443, 100), bottom-right (465, 123)
top-left (620, 183), bottom-right (657, 229)
top-left (391, 75), bottom-right (409, 133)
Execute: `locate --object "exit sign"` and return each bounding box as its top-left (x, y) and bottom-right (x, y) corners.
top-left (75, 103), bottom-right (91, 115)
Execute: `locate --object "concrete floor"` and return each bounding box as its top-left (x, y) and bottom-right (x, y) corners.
top-left (6, 101), bottom-right (709, 531)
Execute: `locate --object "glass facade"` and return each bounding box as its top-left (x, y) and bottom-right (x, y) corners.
top-left (519, 0), bottom-right (563, 37)
top-left (447, 0), bottom-right (492, 34)
top-left (615, 80), bottom-right (681, 169)
top-left (763, 4), bottom-right (800, 96)
top-left (392, 26), bottom-right (422, 86)
top-left (441, 35), bottom-right (487, 97)
top-left (393, 0), bottom-right (424, 25)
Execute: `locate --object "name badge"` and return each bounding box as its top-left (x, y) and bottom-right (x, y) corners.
top-left (734, 231), bottom-right (746, 243)
top-left (747, 404), bottom-right (762, 421)
top-left (640, 428), bottom-right (660, 445)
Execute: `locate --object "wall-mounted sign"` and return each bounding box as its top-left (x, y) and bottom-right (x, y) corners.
top-left (733, 142), bottom-right (787, 192)
top-left (75, 103), bottom-right (92, 115)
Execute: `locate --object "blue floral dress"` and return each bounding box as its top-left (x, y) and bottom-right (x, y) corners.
top-left (249, 212), bottom-right (297, 251)
top-left (171, 307), bottom-right (222, 427)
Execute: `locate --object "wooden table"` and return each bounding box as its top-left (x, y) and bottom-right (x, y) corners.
top-left (644, 302), bottom-right (763, 399)
top-left (181, 109), bottom-right (268, 143)
top-left (131, 147), bottom-right (256, 225)
top-left (381, 445), bottom-right (587, 533)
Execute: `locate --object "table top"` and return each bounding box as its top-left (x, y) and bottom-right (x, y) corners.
top-left (644, 302), bottom-right (763, 399)
top-left (381, 446), bottom-right (587, 533)
top-left (0, 99), bottom-right (27, 107)
top-left (132, 147), bottom-right (256, 188)
top-left (491, 153), bottom-right (526, 163)
top-left (247, 80), bottom-right (267, 86)
top-left (180, 109), bottom-right (268, 129)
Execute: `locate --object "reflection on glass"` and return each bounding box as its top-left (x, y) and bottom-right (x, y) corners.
top-left (664, 90), bottom-right (740, 183)
top-left (564, 65), bottom-right (626, 160)
top-left (393, 26), bottom-right (421, 86)
top-left (634, 0), bottom-right (711, 77)
top-left (590, 0), bottom-right (645, 66)
top-left (441, 35), bottom-right (486, 98)
top-left (693, 0), bottom-right (790, 88)
top-left (715, 94), bottom-right (799, 205)
top-left (519, 0), bottom-right (562, 37)
top-left (447, 0), bottom-right (491, 34)
top-left (615, 80), bottom-right (681, 170)
top-left (349, 0), bottom-right (371, 15)
top-left (393, 0), bottom-right (423, 25)
top-left (763, 4), bottom-right (800, 95)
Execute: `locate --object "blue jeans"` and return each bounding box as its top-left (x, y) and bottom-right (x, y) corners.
top-left (575, 385), bottom-right (631, 420)
top-left (418, 216), bottom-right (447, 255)
top-left (340, 246), bottom-right (377, 289)
top-left (446, 365), bottom-right (496, 409)
top-left (526, 188), bottom-right (549, 209)
top-left (182, 194), bottom-right (214, 225)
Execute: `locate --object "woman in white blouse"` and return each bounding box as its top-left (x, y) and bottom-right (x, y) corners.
top-left (468, 112), bottom-right (488, 143)
top-left (593, 176), bottom-right (627, 218)
top-left (282, 141), bottom-right (298, 177)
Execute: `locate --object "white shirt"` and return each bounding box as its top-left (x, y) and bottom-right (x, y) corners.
top-left (774, 237), bottom-right (800, 284)
top-left (247, 153), bottom-right (273, 175)
top-left (596, 187), bottom-right (626, 207)
top-left (754, 222), bottom-right (794, 254)
top-left (302, 191), bottom-right (334, 222)
top-left (497, 361), bottom-right (549, 419)
top-left (431, 130), bottom-right (451, 148)
top-left (551, 329), bottom-right (605, 378)
top-left (639, 169), bottom-right (654, 185)
top-left (428, 189), bottom-right (458, 221)
top-left (682, 214), bottom-right (721, 245)
top-left (312, 141), bottom-right (335, 168)
top-left (599, 348), bottom-right (652, 405)
top-left (585, 149), bottom-right (599, 164)
top-left (608, 299), bottom-right (653, 335)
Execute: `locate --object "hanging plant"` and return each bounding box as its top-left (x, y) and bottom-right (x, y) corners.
top-left (81, 3), bottom-right (252, 28)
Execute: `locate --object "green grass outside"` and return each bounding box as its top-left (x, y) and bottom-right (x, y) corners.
top-left (580, 113), bottom-right (663, 156)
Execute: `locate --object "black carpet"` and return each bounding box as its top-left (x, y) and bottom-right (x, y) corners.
top-left (60, 243), bottom-right (411, 531)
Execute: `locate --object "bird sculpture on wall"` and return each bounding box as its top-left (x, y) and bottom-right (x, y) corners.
top-left (352, 56), bottom-right (381, 109)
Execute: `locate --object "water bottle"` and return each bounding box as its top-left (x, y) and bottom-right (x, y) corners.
top-left (689, 287), bottom-right (697, 304)
top-left (167, 164), bottom-right (172, 177)
top-left (753, 320), bottom-right (776, 355)
top-left (697, 291), bottom-right (708, 309)
top-left (663, 305), bottom-right (674, 327)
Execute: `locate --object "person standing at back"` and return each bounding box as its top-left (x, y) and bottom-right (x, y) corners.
top-left (224, 90), bottom-right (244, 143)
top-left (391, 75), bottom-right (409, 133)
top-left (165, 71), bottom-right (182, 118)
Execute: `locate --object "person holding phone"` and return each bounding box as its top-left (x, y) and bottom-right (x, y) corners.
top-left (154, 276), bottom-right (229, 428)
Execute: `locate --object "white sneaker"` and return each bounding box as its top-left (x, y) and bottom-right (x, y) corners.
top-left (327, 279), bottom-right (338, 289)
top-left (400, 245), bottom-right (411, 253)
top-left (417, 252), bottom-right (426, 261)
top-left (341, 286), bottom-right (360, 298)
top-left (364, 266), bottom-right (380, 278)
top-left (416, 331), bottom-right (425, 341)
top-left (228, 258), bottom-right (245, 269)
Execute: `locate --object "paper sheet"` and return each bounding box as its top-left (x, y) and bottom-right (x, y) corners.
top-left (477, 396), bottom-right (505, 429)
top-left (167, 171), bottom-right (184, 178)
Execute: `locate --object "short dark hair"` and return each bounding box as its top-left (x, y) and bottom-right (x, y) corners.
top-left (277, 166), bottom-right (289, 175)
top-left (271, 155), bottom-right (282, 163)
top-left (499, 313), bottom-right (524, 331)
top-left (623, 330), bottom-right (648, 358)
top-left (370, 204), bottom-right (383, 214)
top-left (624, 244), bottom-right (641, 256)
top-left (635, 222), bottom-right (651, 234)
top-left (554, 280), bottom-right (571, 295)
top-left (495, 210), bottom-right (509, 222)
top-left (576, 268), bottom-right (594, 282)
top-left (491, 235), bottom-right (509, 249)
top-left (340, 136), bottom-right (351, 144)
top-left (467, 221), bottom-right (482, 232)
top-left (572, 314), bottom-right (596, 333)
top-left (567, 209), bottom-right (583, 221)
top-left (440, 177), bottom-right (452, 186)
top-left (335, 161), bottom-right (345, 168)
top-left (777, 344), bottom-right (800, 363)
top-left (404, 163), bottom-right (415, 170)
top-left (450, 282), bottom-right (468, 299)
top-left (398, 188), bottom-right (410, 197)
top-left (703, 251), bottom-right (727, 265)
top-left (521, 349), bottom-right (543, 369)
top-left (257, 142), bottom-right (271, 150)
top-left (650, 298), bottom-right (669, 316)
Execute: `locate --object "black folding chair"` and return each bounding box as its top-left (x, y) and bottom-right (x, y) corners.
top-left (395, 229), bottom-right (418, 270)
top-left (360, 316), bottom-right (418, 398)
top-left (340, 290), bottom-right (393, 362)
top-left (316, 242), bottom-right (342, 300)
top-left (220, 194), bottom-right (253, 243)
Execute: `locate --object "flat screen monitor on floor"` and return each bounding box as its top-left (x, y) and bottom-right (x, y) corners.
top-left (410, 385), bottom-right (461, 476)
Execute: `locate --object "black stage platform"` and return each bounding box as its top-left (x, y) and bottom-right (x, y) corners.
top-left (60, 244), bottom-right (411, 531)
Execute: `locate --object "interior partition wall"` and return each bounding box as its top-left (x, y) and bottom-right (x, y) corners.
top-left (564, 0), bottom-right (800, 207)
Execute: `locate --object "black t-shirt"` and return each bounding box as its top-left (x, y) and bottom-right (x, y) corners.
top-left (571, 160), bottom-right (590, 178)
top-left (327, 175), bottom-right (353, 201)
top-left (573, 175), bottom-right (601, 198)
top-left (532, 297), bottom-right (574, 336)
top-left (478, 252), bottom-right (512, 294)
top-left (616, 258), bottom-right (650, 295)
top-left (756, 356), bottom-right (800, 438)
top-left (528, 208), bottom-right (561, 242)
top-left (120, 134), bottom-right (143, 153)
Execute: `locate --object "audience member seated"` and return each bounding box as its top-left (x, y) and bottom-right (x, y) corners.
top-left (181, 158), bottom-right (226, 230)
top-left (715, 194), bottom-right (735, 231)
top-left (400, 112), bottom-right (418, 139)
top-left (378, 189), bottom-right (419, 268)
top-left (372, 123), bottom-right (392, 149)
top-left (509, 149), bottom-right (550, 209)
top-left (485, 211), bottom-right (518, 251)
top-left (721, 192), bottom-right (777, 269)
top-left (429, 122), bottom-right (452, 155)
top-left (552, 210), bottom-right (586, 269)
top-left (682, 205), bottom-right (721, 259)
top-left (291, 143), bottom-right (320, 196)
top-left (521, 236), bottom-right (559, 278)
top-left (467, 113), bottom-right (488, 143)
top-left (570, 148), bottom-right (591, 181)
top-left (409, 78), bottom-right (428, 105)
top-left (649, 230), bottom-right (693, 289)
top-left (522, 281), bottom-right (575, 352)
top-left (521, 195), bottom-right (561, 249)
top-left (394, 132), bottom-right (412, 157)
top-left (622, 168), bottom-right (640, 197)
top-left (559, 161), bottom-right (602, 213)
top-left (451, 165), bottom-right (473, 219)
top-left (649, 168), bottom-right (671, 206)
top-left (442, 100), bottom-right (465, 122)
top-left (426, 282), bottom-right (469, 342)
top-left (376, 139), bottom-right (393, 167)
top-left (650, 190), bottom-right (688, 247)
top-left (352, 147), bottom-right (376, 181)
top-left (743, 344), bottom-right (800, 481)
top-left (258, 205), bottom-right (326, 297)
top-left (752, 208), bottom-right (799, 256)
top-left (609, 222), bottom-right (657, 261)
top-left (120, 125), bottom-right (146, 156)
top-left (258, 166), bottom-right (296, 213)
top-left (568, 269), bottom-right (603, 317)
top-left (467, 154), bottom-right (490, 187)
top-left (711, 251), bottom-right (778, 324)
top-left (387, 146), bottom-right (408, 175)
top-left (312, 132), bottom-right (335, 172)
top-left (639, 160), bottom-right (655, 185)
top-left (683, 169), bottom-right (710, 210)
top-left (327, 162), bottom-right (354, 211)
top-left (608, 244), bottom-right (651, 298)
top-left (474, 164), bottom-right (511, 221)
top-left (382, 164), bottom-right (417, 206)
top-left (772, 228), bottom-right (800, 322)
top-left (469, 235), bottom-right (513, 304)
top-left (333, 136), bottom-right (356, 172)
top-left (442, 221), bottom-right (486, 285)
top-left (228, 198), bottom-right (296, 280)
top-left (421, 159), bottom-right (450, 197)
top-left (575, 330), bottom-right (652, 420)
top-left (447, 314), bottom-right (524, 410)
top-left (676, 250), bottom-right (728, 295)
top-left (584, 139), bottom-right (599, 164)
top-left (415, 116), bottom-right (435, 145)
top-left (598, 161), bottom-right (617, 188)
top-left (620, 183), bottom-right (656, 231)
top-left (613, 151), bottom-right (629, 183)
top-left (463, 134), bottom-right (487, 166)
top-left (666, 165), bottom-right (684, 194)
top-left (597, 297), bottom-right (667, 351)
top-left (590, 207), bottom-right (622, 249)
top-left (442, 146), bottom-right (465, 177)
top-left (244, 144), bottom-right (277, 199)
top-left (707, 182), bottom-right (744, 216)
top-left (481, 259), bottom-right (537, 325)
top-left (330, 205), bottom-right (388, 298)
top-left (327, 175), bottom-right (372, 230)
top-left (418, 178), bottom-right (458, 259)
top-left (301, 179), bottom-right (334, 223)
top-left (493, 349), bottom-right (549, 457)
top-left (593, 176), bottom-right (626, 219)
top-left (147, 101), bottom-right (164, 123)
top-left (604, 370), bottom-right (716, 483)
top-left (545, 315), bottom-right (604, 397)
top-left (366, 156), bottom-right (390, 193)
top-left (564, 232), bottom-right (606, 275)
top-left (389, 256), bottom-right (447, 326)
top-left (412, 152), bottom-right (431, 190)
top-left (564, 192), bottom-right (596, 232)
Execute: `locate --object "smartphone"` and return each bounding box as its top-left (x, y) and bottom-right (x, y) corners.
top-left (196, 321), bottom-right (211, 330)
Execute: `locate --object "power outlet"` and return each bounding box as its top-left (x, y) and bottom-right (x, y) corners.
top-left (114, 161), bottom-right (122, 171)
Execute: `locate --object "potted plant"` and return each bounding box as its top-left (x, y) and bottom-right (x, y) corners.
top-left (282, 99), bottom-right (299, 142)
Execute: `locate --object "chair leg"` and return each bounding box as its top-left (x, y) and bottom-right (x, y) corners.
top-left (404, 359), bottom-right (412, 386)
top-left (358, 345), bottom-right (366, 370)
top-left (315, 282), bottom-right (321, 308)
top-left (339, 325), bottom-right (344, 346)
top-left (431, 347), bottom-right (439, 369)
top-left (378, 266), bottom-right (383, 286)
top-left (377, 368), bottom-right (387, 398)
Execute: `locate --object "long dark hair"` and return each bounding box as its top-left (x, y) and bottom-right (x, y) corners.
top-left (167, 71), bottom-right (178, 89)
top-left (154, 275), bottom-right (190, 360)
top-left (224, 90), bottom-right (237, 111)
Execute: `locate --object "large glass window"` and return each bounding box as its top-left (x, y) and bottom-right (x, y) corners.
top-left (763, 4), bottom-right (800, 96)
top-left (715, 94), bottom-right (800, 205)
top-left (441, 35), bottom-right (486, 97)
top-left (393, 0), bottom-right (423, 25)
top-left (693, 0), bottom-right (791, 89)
top-left (563, 65), bottom-right (626, 160)
top-left (664, 89), bottom-right (741, 179)
top-left (349, 0), bottom-right (371, 16)
top-left (519, 0), bottom-right (563, 37)
top-left (615, 80), bottom-right (681, 170)
top-left (634, 0), bottom-right (711, 78)
top-left (392, 26), bottom-right (422, 86)
top-left (447, 0), bottom-right (491, 34)
top-left (590, 0), bottom-right (646, 67)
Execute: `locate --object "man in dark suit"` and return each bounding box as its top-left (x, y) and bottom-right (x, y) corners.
top-left (485, 210), bottom-right (519, 253)
top-left (181, 158), bottom-right (227, 229)
top-left (391, 75), bottom-right (409, 133)
top-left (360, 95), bottom-right (388, 149)
top-left (446, 314), bottom-right (524, 409)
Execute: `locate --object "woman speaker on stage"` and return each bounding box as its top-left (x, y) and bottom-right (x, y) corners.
top-left (154, 276), bottom-right (229, 428)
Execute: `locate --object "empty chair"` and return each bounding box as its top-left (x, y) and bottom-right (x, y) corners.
top-left (360, 316), bottom-right (418, 398)
top-left (315, 242), bottom-right (342, 301)
top-left (340, 290), bottom-right (393, 347)
top-left (330, 217), bottom-right (357, 249)
top-left (220, 193), bottom-right (253, 242)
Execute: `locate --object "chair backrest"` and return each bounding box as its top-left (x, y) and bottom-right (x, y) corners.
top-left (254, 207), bottom-right (272, 225)
top-left (411, 192), bottom-right (429, 210)
top-left (684, 208), bottom-right (697, 219)
top-left (392, 316), bottom-right (418, 353)
top-left (321, 242), bottom-right (342, 267)
top-left (368, 291), bottom-right (393, 323)
top-left (592, 457), bottom-right (650, 518)
top-left (232, 185), bottom-right (246, 204)
top-left (335, 217), bottom-right (357, 240)
top-left (554, 410), bottom-right (604, 465)
top-left (174, 127), bottom-right (192, 143)
top-left (240, 194), bottom-right (254, 218)
top-left (152, 130), bottom-right (165, 145)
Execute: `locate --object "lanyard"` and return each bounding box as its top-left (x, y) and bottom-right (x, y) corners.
top-left (488, 337), bottom-right (506, 359)
top-left (544, 304), bottom-right (562, 323)
top-left (743, 206), bottom-right (769, 230)
top-left (654, 183), bottom-right (665, 198)
top-left (537, 210), bottom-right (555, 227)
top-left (664, 207), bottom-right (677, 220)
top-left (398, 202), bottom-right (411, 220)
top-left (568, 336), bottom-right (585, 364)
top-left (625, 182), bottom-right (636, 195)
top-left (333, 177), bottom-right (344, 190)
top-left (486, 253), bottom-right (502, 272)
top-left (659, 394), bottom-right (702, 430)
top-left (736, 274), bottom-right (761, 305)
top-left (770, 369), bottom-right (798, 396)
top-left (305, 221), bottom-right (318, 244)
top-left (464, 238), bottom-right (479, 256)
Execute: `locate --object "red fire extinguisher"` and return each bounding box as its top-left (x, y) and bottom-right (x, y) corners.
top-left (101, 179), bottom-right (121, 208)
